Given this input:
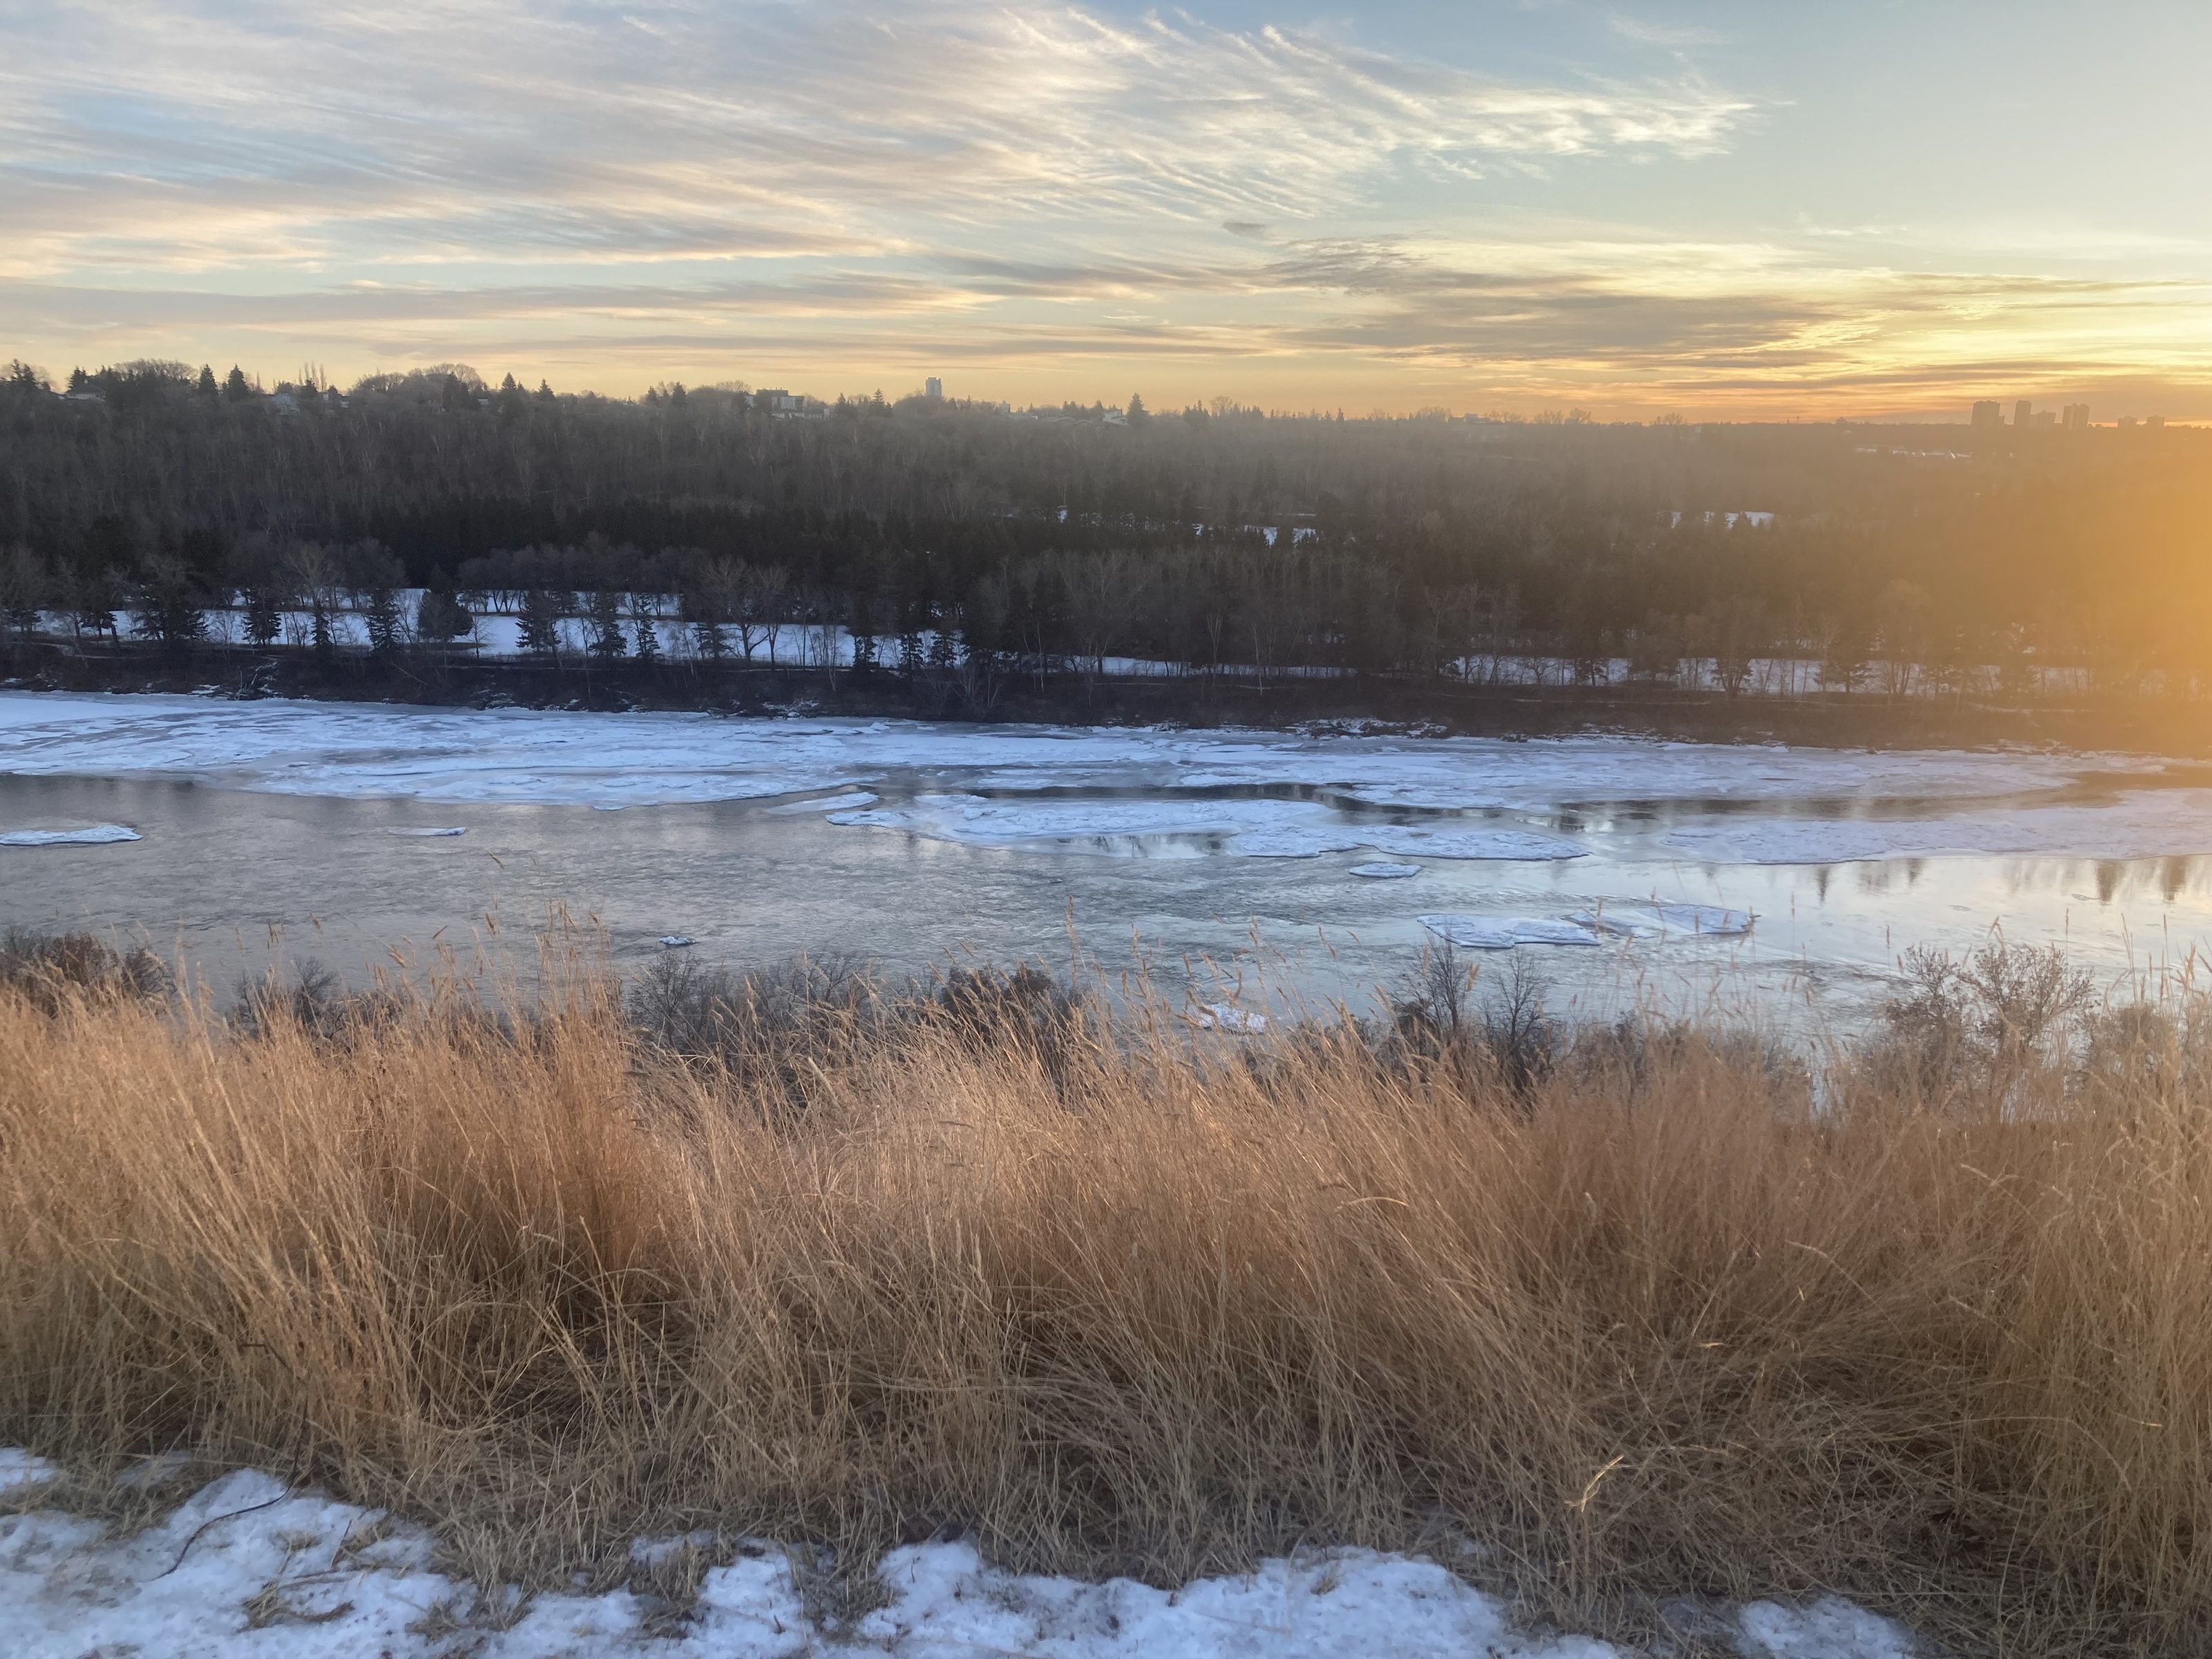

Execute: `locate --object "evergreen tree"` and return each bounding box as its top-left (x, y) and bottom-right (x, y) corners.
top-left (310, 599), bottom-right (335, 664)
top-left (364, 585), bottom-right (403, 655)
top-left (131, 559), bottom-right (206, 653)
top-left (588, 588), bottom-right (626, 662)
top-left (243, 585), bottom-right (284, 648)
top-left (223, 366), bottom-right (254, 402)
top-left (415, 578), bottom-right (471, 645)
top-left (517, 588), bottom-right (563, 657)
top-left (629, 592), bottom-right (660, 666)
top-left (196, 364), bottom-right (218, 397)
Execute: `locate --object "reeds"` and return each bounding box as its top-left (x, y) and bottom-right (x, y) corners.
top-left (1, 939), bottom-right (2208, 1656)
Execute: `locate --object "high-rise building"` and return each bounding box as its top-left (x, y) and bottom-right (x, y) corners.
top-left (2014, 400), bottom-right (2033, 428)
top-left (2147, 415), bottom-right (2166, 430)
top-left (1971, 400), bottom-right (2002, 429)
top-left (2034, 411), bottom-right (2056, 427)
top-left (924, 377), bottom-right (943, 401)
top-left (2062, 404), bottom-right (2090, 431)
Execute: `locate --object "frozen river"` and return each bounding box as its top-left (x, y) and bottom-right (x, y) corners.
top-left (3, 691), bottom-right (2211, 1031)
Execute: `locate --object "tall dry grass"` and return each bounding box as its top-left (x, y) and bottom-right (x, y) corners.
top-left (1, 942), bottom-right (2209, 1656)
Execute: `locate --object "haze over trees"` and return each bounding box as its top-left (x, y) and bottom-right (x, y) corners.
top-left (3, 355), bottom-right (2209, 701)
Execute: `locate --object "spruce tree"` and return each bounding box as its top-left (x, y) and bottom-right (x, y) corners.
top-left (588, 588), bottom-right (626, 662)
top-left (517, 588), bottom-right (563, 657)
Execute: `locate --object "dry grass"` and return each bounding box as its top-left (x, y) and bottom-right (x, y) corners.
top-left (1, 943), bottom-right (2210, 1657)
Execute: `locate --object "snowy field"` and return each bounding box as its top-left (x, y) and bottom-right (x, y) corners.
top-left (0, 691), bottom-right (2199, 866)
top-left (0, 1453), bottom-right (1911, 1658)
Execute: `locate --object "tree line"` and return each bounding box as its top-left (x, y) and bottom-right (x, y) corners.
top-left (3, 355), bottom-right (2209, 701)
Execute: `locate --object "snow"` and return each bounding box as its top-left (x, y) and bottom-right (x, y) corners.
top-left (1349, 862), bottom-right (1423, 879)
top-left (658, 936), bottom-right (694, 949)
top-left (0, 1456), bottom-right (1915, 1658)
top-left (1420, 915), bottom-right (1609, 950)
top-left (384, 825), bottom-right (466, 838)
top-left (0, 824), bottom-right (140, 846)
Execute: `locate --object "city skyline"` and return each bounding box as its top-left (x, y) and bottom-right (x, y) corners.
top-left (3, 1), bottom-right (2209, 419)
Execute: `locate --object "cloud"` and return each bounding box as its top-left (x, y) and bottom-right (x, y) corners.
top-left (0, 1), bottom-right (1754, 280)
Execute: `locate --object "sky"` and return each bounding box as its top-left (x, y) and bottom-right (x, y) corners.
top-left (2, 1), bottom-right (2209, 418)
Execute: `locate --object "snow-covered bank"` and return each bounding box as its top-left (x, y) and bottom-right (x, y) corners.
top-left (2, 690), bottom-right (2202, 868)
top-left (0, 1455), bottom-right (1912, 1658)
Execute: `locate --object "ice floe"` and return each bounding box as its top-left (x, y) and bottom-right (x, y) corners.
top-left (1420, 915), bottom-right (1609, 950)
top-left (765, 789), bottom-right (879, 815)
top-left (658, 935), bottom-right (694, 949)
top-left (384, 825), bottom-right (467, 837)
top-left (0, 823), bottom-right (140, 846)
top-left (1573, 903), bottom-right (1754, 939)
top-left (1191, 1003), bottom-right (1268, 1033)
top-left (1350, 862), bottom-right (1423, 879)
top-left (0, 1456), bottom-right (1915, 1658)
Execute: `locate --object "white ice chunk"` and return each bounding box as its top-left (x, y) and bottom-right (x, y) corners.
top-left (0, 824), bottom-right (140, 846)
top-left (765, 789), bottom-right (878, 815)
top-left (384, 825), bottom-right (467, 837)
top-left (1350, 862), bottom-right (1423, 879)
top-left (1191, 1003), bottom-right (1268, 1033)
top-left (1419, 914), bottom-right (1607, 950)
top-left (1572, 903), bottom-right (1754, 939)
top-left (658, 935), bottom-right (694, 948)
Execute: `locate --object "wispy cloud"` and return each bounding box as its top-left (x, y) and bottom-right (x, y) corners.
top-left (0, 1), bottom-right (2202, 413)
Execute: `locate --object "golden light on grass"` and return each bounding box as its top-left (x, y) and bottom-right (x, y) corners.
top-left (1, 944), bottom-right (2209, 1654)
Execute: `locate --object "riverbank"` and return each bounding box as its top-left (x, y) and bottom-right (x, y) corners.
top-left (3, 938), bottom-right (2207, 1656)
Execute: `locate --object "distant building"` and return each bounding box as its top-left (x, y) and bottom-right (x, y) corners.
top-left (2063, 403), bottom-right (2090, 431)
top-left (2147, 415), bottom-right (2166, 429)
top-left (1971, 400), bottom-right (2002, 429)
top-left (2034, 411), bottom-right (2056, 427)
top-left (924, 377), bottom-right (942, 401)
top-left (2014, 399), bottom-right (2033, 428)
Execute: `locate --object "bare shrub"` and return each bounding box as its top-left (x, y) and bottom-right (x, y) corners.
top-left (0, 926), bottom-right (166, 1013)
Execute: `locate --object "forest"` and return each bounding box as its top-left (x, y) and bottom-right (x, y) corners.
top-left (3, 356), bottom-right (2209, 709)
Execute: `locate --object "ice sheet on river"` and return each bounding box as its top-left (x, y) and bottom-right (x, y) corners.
top-left (0, 691), bottom-right (2197, 865)
top-left (829, 794), bottom-right (1582, 860)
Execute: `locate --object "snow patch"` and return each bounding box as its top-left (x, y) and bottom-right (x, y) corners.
top-left (384, 825), bottom-right (467, 837)
top-left (0, 824), bottom-right (140, 846)
top-left (0, 1454), bottom-right (1920, 1659)
top-left (658, 935), bottom-right (694, 949)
